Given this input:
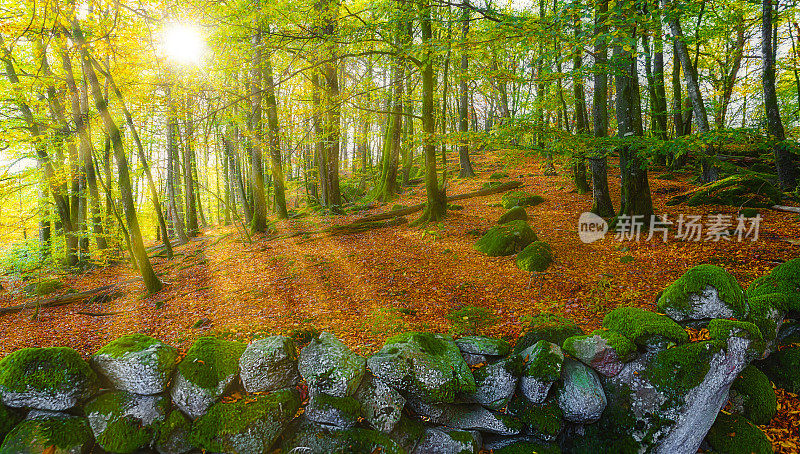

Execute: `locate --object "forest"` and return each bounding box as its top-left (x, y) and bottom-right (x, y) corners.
top-left (0, 0), bottom-right (800, 452)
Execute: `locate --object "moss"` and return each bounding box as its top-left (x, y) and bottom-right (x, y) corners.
top-left (386, 332), bottom-right (448, 356)
top-left (562, 329), bottom-right (637, 363)
top-left (731, 365), bottom-right (777, 425)
top-left (489, 171), bottom-right (509, 179)
top-left (329, 428), bottom-right (405, 454)
top-left (748, 258), bottom-right (800, 311)
top-left (705, 413), bottom-right (772, 454)
top-left (516, 241), bottom-right (553, 272)
top-left (190, 389), bottom-right (301, 452)
top-left (473, 220), bottom-right (537, 256)
top-left (498, 206), bottom-right (528, 224)
top-left (501, 191), bottom-right (544, 209)
top-left (312, 393), bottom-right (362, 420)
top-left (646, 340), bottom-right (725, 398)
top-left (0, 417), bottom-right (93, 452)
top-left (388, 414), bottom-right (425, 451)
top-left (84, 391), bottom-right (167, 454)
top-left (155, 410), bottom-right (191, 448)
top-left (684, 174), bottom-right (781, 208)
top-left (508, 394), bottom-right (563, 437)
top-left (520, 340), bottom-right (563, 381)
top-left (0, 347), bottom-right (97, 395)
top-left (177, 336), bottom-right (246, 389)
top-left (656, 264), bottom-right (746, 319)
top-left (23, 278), bottom-right (64, 296)
top-left (740, 208), bottom-right (759, 218)
top-left (494, 441), bottom-right (562, 454)
top-left (746, 295), bottom-right (783, 343)
top-left (602, 307), bottom-right (689, 347)
top-left (0, 404), bottom-right (21, 440)
top-left (514, 313), bottom-right (583, 352)
top-left (562, 381), bottom-right (640, 454)
top-left (708, 319), bottom-right (763, 343)
top-left (755, 344), bottom-right (800, 393)
top-left (94, 333), bottom-right (163, 358)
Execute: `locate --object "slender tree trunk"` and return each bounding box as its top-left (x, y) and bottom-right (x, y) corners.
top-left (248, 13), bottom-right (269, 231)
top-left (166, 86), bottom-right (189, 243)
top-left (263, 52), bottom-right (288, 218)
top-left (591, 0), bottom-right (615, 217)
top-left (572, 5), bottom-right (590, 193)
top-left (183, 96), bottom-right (199, 235)
top-left (457, 0), bottom-right (475, 178)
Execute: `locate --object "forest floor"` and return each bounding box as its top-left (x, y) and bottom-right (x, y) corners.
top-left (1, 147), bottom-right (800, 451)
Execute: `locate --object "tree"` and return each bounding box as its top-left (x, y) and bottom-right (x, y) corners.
top-left (590, 0), bottom-right (615, 217)
top-left (457, 0), bottom-right (476, 178)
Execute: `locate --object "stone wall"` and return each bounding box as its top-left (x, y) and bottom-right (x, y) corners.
top-left (1, 259), bottom-right (796, 454)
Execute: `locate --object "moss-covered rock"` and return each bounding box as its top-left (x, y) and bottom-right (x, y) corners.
top-left (85, 390), bottom-right (168, 453)
top-left (645, 340), bottom-right (725, 398)
top-left (708, 319), bottom-right (764, 357)
top-left (298, 331), bottom-right (366, 397)
top-left (501, 191), bottom-right (544, 209)
top-left (0, 403), bottom-right (21, 441)
top-left (0, 415), bottom-right (93, 454)
top-left (705, 413), bottom-right (772, 454)
top-left (514, 341), bottom-right (563, 404)
top-left (306, 393), bottom-right (361, 428)
top-left (367, 332), bottom-right (475, 403)
top-left (556, 358), bottom-right (607, 424)
top-left (516, 241), bottom-right (553, 272)
top-left (91, 333), bottom-right (178, 395)
top-left (281, 417), bottom-right (406, 454)
top-left (562, 329), bottom-right (637, 377)
top-left (469, 357), bottom-right (517, 410)
top-left (656, 264), bottom-right (747, 322)
top-left (755, 344), bottom-right (800, 393)
top-left (729, 365), bottom-right (777, 426)
top-left (514, 313), bottom-right (583, 353)
top-left (239, 335), bottom-right (300, 393)
top-left (602, 307), bottom-right (688, 348)
top-left (190, 388), bottom-right (301, 453)
top-left (746, 294), bottom-right (785, 347)
top-left (507, 395), bottom-right (563, 440)
top-left (489, 171), bottom-right (509, 180)
top-left (747, 258), bottom-right (800, 311)
top-left (23, 278), bottom-right (64, 296)
top-left (473, 220), bottom-right (536, 256)
top-left (414, 426), bottom-right (480, 454)
top-left (154, 410), bottom-right (194, 454)
top-left (354, 373), bottom-right (405, 433)
top-left (0, 347), bottom-right (98, 411)
top-left (455, 336), bottom-right (510, 357)
top-left (670, 174), bottom-right (782, 208)
top-left (498, 206), bottom-right (527, 224)
top-left (170, 336), bottom-right (246, 418)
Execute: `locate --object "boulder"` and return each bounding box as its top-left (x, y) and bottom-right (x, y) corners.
top-left (562, 329), bottom-right (637, 377)
top-left (747, 257), bottom-right (800, 310)
top-left (516, 340), bottom-right (564, 404)
top-left (368, 332), bottom-right (476, 403)
top-left (755, 343), bottom-right (800, 394)
top-left (239, 336), bottom-right (300, 393)
top-left (746, 294), bottom-right (786, 357)
top-left (413, 426), bottom-right (481, 454)
top-left (281, 417), bottom-right (405, 454)
top-left (22, 278), bottom-right (64, 296)
top-left (602, 306), bottom-right (688, 350)
top-left (705, 413), bottom-right (772, 454)
top-left (455, 336), bottom-right (510, 356)
top-left (497, 206), bottom-right (527, 224)
top-left (0, 415), bottom-right (93, 454)
top-left (501, 191), bottom-right (544, 209)
top-left (482, 435), bottom-right (561, 454)
top-left (657, 264), bottom-right (747, 322)
top-left (306, 393), bottom-right (361, 429)
top-left (728, 365), bottom-right (777, 426)
top-left (461, 353), bottom-right (488, 367)
top-left (85, 391), bottom-right (169, 453)
top-left (507, 394), bottom-right (563, 441)
top-left (154, 410), bottom-right (194, 454)
top-left (406, 399), bottom-right (522, 435)
top-left (516, 241), bottom-right (553, 272)
top-left (473, 220), bottom-right (536, 256)
top-left (91, 333), bottom-right (178, 395)
top-left (513, 313), bottom-right (583, 352)
top-left (468, 358), bottom-right (517, 410)
top-left (299, 332), bottom-right (365, 398)
top-left (355, 373), bottom-right (405, 433)
top-left (388, 414), bottom-right (426, 453)
top-left (170, 336), bottom-right (246, 419)
top-left (0, 347), bottom-right (98, 411)
top-left (556, 358), bottom-right (606, 424)
top-left (190, 388), bottom-right (301, 454)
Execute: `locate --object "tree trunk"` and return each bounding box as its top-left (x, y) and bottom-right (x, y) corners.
top-left (183, 96), bottom-right (200, 236)
top-left (264, 52), bottom-right (289, 218)
top-left (457, 0), bottom-right (475, 178)
top-left (248, 16), bottom-right (269, 231)
top-left (590, 0), bottom-right (615, 217)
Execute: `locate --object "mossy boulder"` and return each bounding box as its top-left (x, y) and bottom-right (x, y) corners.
top-left (154, 410), bottom-right (194, 454)
top-left (91, 333), bottom-right (178, 395)
top-left (729, 365), bottom-right (777, 425)
top-left (170, 336), bottom-right (246, 418)
top-left (747, 258), bottom-right (800, 311)
top-left (708, 319), bottom-right (764, 358)
top-left (746, 294), bottom-right (786, 349)
top-left (507, 395), bottom-right (563, 441)
top-left (455, 336), bottom-right (510, 357)
top-left (298, 331), bottom-right (366, 397)
top-left (705, 413), bottom-right (772, 454)
top-left (306, 393), bottom-right (361, 428)
top-left (414, 426), bottom-right (480, 454)
top-left (0, 403), bottom-right (21, 441)
top-left (501, 191), bottom-right (544, 209)
top-left (602, 307), bottom-right (688, 349)
top-left (516, 241), bottom-right (553, 272)
top-left (469, 357), bottom-right (518, 410)
top-left (239, 335), bottom-right (300, 393)
top-left (515, 341), bottom-right (564, 404)
top-left (556, 358), bottom-right (607, 424)
top-left (489, 171), bottom-right (509, 180)
top-left (190, 388), bottom-right (301, 453)
top-left (355, 373), bottom-right (406, 434)
top-left (85, 391), bottom-right (169, 453)
top-left (0, 347), bottom-right (98, 411)
top-left (281, 417), bottom-right (405, 454)
top-left (657, 264), bottom-right (747, 322)
top-left (367, 332), bottom-right (476, 403)
top-left (473, 220), bottom-right (536, 256)
top-left (406, 399), bottom-right (522, 435)
top-left (23, 278), bottom-right (64, 296)
top-left (645, 340), bottom-right (726, 398)
top-left (668, 174), bottom-right (782, 208)
top-left (514, 313), bottom-right (583, 353)
top-left (498, 206), bottom-right (527, 224)
top-left (0, 415), bottom-right (93, 454)
top-left (755, 344), bottom-right (800, 393)
top-left (562, 329), bottom-right (637, 377)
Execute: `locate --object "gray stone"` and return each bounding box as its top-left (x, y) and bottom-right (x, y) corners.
top-left (557, 358), bottom-right (606, 423)
top-left (299, 332), bottom-right (366, 397)
top-left (368, 332), bottom-right (476, 403)
top-left (306, 393), bottom-right (361, 429)
top-left (239, 336), bottom-right (300, 393)
top-left (280, 416), bottom-right (405, 454)
top-left (469, 359), bottom-right (517, 410)
top-left (85, 391), bottom-right (169, 453)
top-left (0, 415), bottom-right (93, 454)
top-left (355, 373), bottom-right (406, 433)
top-left (462, 352), bottom-right (488, 367)
top-left (517, 341), bottom-right (563, 404)
top-left (664, 285), bottom-right (738, 322)
top-left (154, 410), bottom-right (194, 454)
top-left (170, 370), bottom-right (236, 419)
top-left (406, 399), bottom-right (522, 435)
top-left (482, 435), bottom-right (561, 453)
top-left (455, 336), bottom-right (510, 356)
top-left (563, 332), bottom-right (636, 377)
top-left (91, 335), bottom-right (178, 395)
top-left (412, 426), bottom-right (481, 454)
top-left (25, 409), bottom-right (67, 420)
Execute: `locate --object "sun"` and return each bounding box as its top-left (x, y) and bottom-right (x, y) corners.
top-left (161, 23), bottom-right (206, 67)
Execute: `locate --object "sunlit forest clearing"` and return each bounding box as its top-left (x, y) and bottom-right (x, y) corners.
top-left (1, 0), bottom-right (800, 452)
